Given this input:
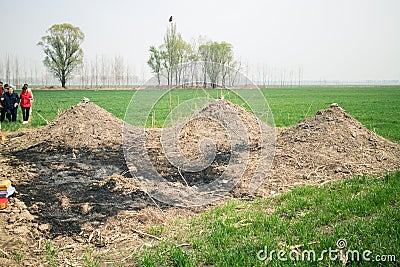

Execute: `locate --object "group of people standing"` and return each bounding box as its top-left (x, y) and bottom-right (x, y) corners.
top-left (0, 82), bottom-right (34, 124)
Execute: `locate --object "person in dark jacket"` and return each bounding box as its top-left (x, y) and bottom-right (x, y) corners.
top-left (1, 84), bottom-right (20, 122)
top-left (0, 81), bottom-right (5, 122)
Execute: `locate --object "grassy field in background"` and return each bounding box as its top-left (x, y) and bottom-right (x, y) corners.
top-left (1, 86), bottom-right (399, 142)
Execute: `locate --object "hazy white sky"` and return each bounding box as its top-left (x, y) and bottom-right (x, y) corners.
top-left (1, 0), bottom-right (399, 81)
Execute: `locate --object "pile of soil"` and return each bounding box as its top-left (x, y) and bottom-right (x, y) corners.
top-left (141, 100), bottom-right (275, 194)
top-left (0, 100), bottom-right (399, 265)
top-left (0, 101), bottom-right (158, 265)
top-left (260, 103), bottom-right (400, 195)
top-left (9, 101), bottom-right (124, 151)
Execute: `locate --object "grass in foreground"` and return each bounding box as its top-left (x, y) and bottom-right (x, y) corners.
top-left (136, 171), bottom-right (400, 266)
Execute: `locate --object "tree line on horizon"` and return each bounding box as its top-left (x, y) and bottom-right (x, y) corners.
top-left (8, 22), bottom-right (382, 88)
top-left (0, 22), bottom-right (241, 89)
top-left (147, 23), bottom-right (241, 88)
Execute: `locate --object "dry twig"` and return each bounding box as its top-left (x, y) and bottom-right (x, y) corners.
top-left (132, 229), bottom-right (162, 241)
top-left (36, 111), bottom-right (50, 124)
top-left (178, 167), bottom-right (189, 187)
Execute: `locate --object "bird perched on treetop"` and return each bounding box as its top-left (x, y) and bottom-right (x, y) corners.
top-left (169, 16), bottom-right (173, 22)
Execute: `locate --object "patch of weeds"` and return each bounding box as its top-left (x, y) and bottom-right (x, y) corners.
top-left (13, 251), bottom-right (23, 262)
top-left (83, 247), bottom-right (100, 267)
top-left (168, 246), bottom-right (193, 267)
top-left (45, 241), bottom-right (59, 267)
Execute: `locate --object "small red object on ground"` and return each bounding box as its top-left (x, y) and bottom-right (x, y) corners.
top-left (0, 198), bottom-right (8, 210)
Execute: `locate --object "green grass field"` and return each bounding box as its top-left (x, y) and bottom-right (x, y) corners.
top-left (2, 87), bottom-right (400, 142)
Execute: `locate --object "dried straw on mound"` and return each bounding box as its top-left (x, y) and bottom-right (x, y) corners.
top-left (44, 102), bottom-right (123, 148)
top-left (260, 103), bottom-right (400, 195)
top-left (146, 99), bottom-right (272, 155)
top-left (10, 101), bottom-right (124, 150)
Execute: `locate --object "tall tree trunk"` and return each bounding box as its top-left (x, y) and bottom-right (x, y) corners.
top-left (61, 74), bottom-right (66, 88)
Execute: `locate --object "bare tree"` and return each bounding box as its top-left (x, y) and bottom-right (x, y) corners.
top-left (0, 58), bottom-right (3, 81)
top-left (125, 65), bottom-right (130, 87)
top-left (79, 62), bottom-right (85, 88)
top-left (298, 67), bottom-right (303, 87)
top-left (94, 55), bottom-right (99, 88)
top-left (100, 55), bottom-right (108, 88)
top-left (5, 54), bottom-right (11, 83)
top-left (13, 56), bottom-right (20, 86)
top-left (113, 55), bottom-right (124, 88)
top-left (34, 64), bottom-right (39, 86)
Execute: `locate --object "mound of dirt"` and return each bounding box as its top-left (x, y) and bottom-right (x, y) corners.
top-left (142, 99), bottom-right (275, 190)
top-left (8, 101), bottom-right (124, 151)
top-left (177, 99), bottom-right (273, 153)
top-left (1, 101), bottom-right (150, 241)
top-left (259, 103), bottom-right (400, 195)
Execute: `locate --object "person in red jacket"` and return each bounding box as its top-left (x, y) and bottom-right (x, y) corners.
top-left (20, 84), bottom-right (34, 124)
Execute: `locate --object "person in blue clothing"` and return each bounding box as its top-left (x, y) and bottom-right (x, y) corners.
top-left (0, 84), bottom-right (20, 122)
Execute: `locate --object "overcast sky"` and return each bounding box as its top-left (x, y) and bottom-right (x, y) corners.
top-left (1, 0), bottom-right (399, 82)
